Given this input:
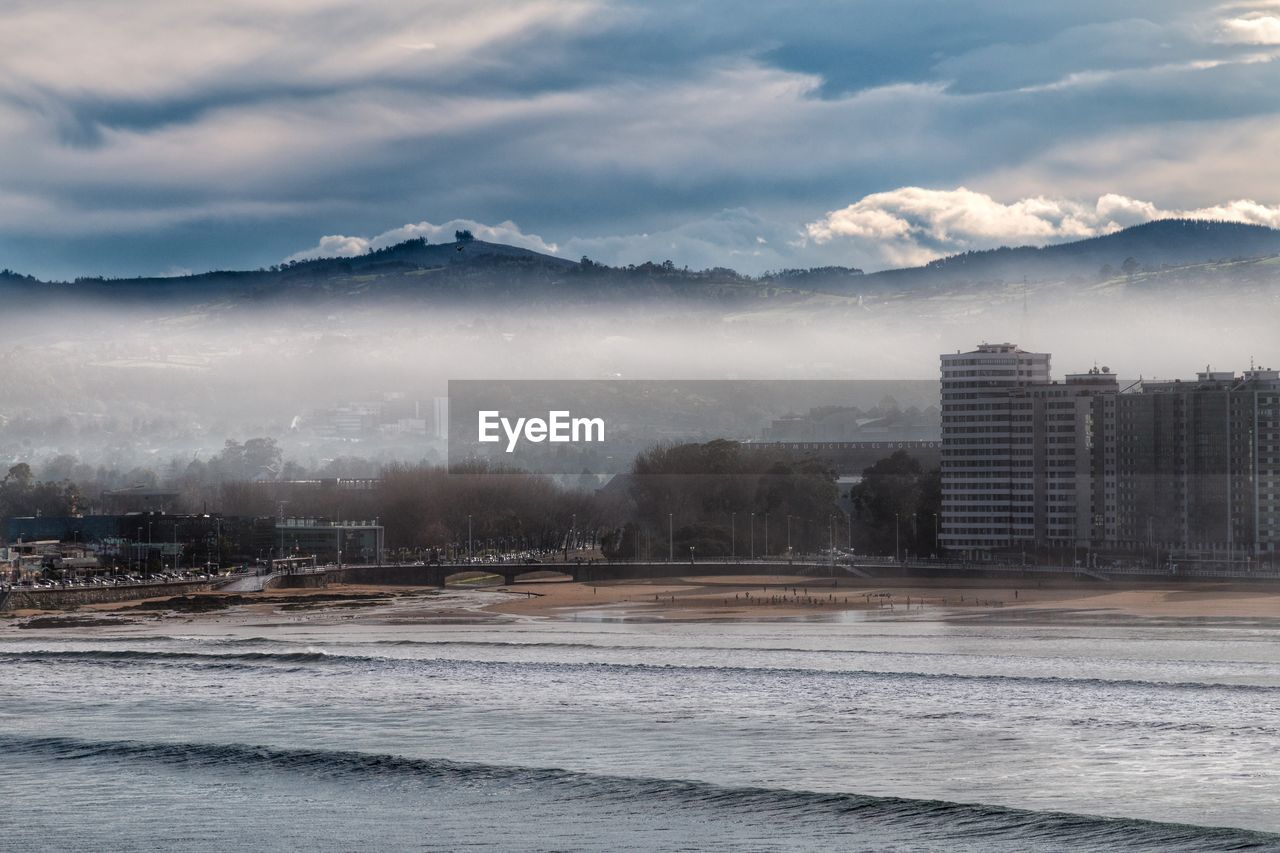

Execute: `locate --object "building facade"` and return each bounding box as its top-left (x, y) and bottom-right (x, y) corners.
top-left (5, 513), bottom-right (385, 568)
top-left (1115, 369), bottom-right (1280, 560)
top-left (942, 344), bottom-right (1280, 563)
top-left (275, 518), bottom-right (384, 565)
top-left (939, 343), bottom-right (1051, 552)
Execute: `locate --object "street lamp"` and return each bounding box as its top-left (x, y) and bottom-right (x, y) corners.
top-left (668, 512), bottom-right (673, 563)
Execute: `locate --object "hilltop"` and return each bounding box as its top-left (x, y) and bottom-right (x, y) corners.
top-left (2, 219), bottom-right (1280, 310)
top-left (856, 219), bottom-right (1280, 290)
top-left (0, 237), bottom-right (862, 311)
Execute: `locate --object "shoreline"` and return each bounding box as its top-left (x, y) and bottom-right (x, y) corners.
top-left (481, 574), bottom-right (1280, 623)
top-left (7, 574), bottom-right (1280, 632)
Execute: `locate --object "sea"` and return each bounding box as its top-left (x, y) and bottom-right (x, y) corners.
top-left (3, 597), bottom-right (1280, 851)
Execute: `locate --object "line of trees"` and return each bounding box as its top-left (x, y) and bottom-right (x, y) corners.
top-left (607, 439), bottom-right (842, 559)
top-left (0, 463), bottom-right (79, 521)
top-left (847, 450), bottom-right (941, 558)
top-left (3, 442), bottom-right (941, 562)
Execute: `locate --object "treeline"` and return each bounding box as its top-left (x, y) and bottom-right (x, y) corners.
top-left (4, 442), bottom-right (942, 560)
top-left (219, 462), bottom-right (622, 555)
top-left (610, 442), bottom-right (941, 560)
top-left (0, 464), bottom-right (80, 520)
top-left (847, 450), bottom-right (941, 558)
top-left (606, 439), bottom-right (842, 559)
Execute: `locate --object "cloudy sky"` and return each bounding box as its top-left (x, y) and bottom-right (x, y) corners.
top-left (4, 0), bottom-right (1280, 279)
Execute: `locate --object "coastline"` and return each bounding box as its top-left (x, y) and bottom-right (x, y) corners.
top-left (7, 574), bottom-right (1280, 633)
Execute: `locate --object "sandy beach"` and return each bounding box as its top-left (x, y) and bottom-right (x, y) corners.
top-left (482, 574), bottom-right (1280, 622)
top-left (8, 574), bottom-right (1280, 631)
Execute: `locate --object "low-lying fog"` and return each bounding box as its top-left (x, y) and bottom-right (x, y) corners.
top-left (1, 283), bottom-right (1274, 476)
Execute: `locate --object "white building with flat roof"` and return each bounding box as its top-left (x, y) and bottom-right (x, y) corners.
top-left (941, 344), bottom-right (1119, 554)
top-left (941, 344), bottom-right (1050, 551)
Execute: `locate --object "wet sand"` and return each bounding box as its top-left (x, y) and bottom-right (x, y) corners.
top-left (7, 576), bottom-right (1280, 631)
top-left (483, 575), bottom-right (1280, 623)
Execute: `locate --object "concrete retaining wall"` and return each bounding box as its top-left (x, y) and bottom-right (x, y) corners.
top-left (0, 581), bottom-right (212, 612)
top-left (271, 573), bottom-right (327, 589)
top-left (323, 565), bottom-right (446, 586)
top-left (573, 562), bottom-right (839, 584)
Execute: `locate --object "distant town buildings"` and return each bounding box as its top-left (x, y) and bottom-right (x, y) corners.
top-left (941, 343), bottom-right (1280, 565)
top-left (4, 512), bottom-right (383, 577)
top-left (101, 485), bottom-right (182, 514)
top-left (763, 404), bottom-right (939, 443)
top-left (301, 393), bottom-right (448, 441)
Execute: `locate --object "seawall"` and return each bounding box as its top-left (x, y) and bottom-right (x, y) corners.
top-left (0, 581), bottom-right (212, 612)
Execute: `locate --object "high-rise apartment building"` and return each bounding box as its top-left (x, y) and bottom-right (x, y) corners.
top-left (939, 343), bottom-right (1050, 551)
top-left (1116, 368), bottom-right (1280, 559)
top-left (942, 345), bottom-right (1280, 562)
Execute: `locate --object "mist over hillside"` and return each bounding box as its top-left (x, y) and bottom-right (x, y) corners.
top-left (3, 219), bottom-right (1279, 477)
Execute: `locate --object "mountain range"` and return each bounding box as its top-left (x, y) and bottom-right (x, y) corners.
top-left (3, 218), bottom-right (1280, 309)
top-left (861, 219), bottom-right (1280, 289)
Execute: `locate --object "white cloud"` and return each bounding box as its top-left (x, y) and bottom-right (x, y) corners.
top-left (804, 187), bottom-right (1280, 267)
top-left (0, 1), bottom-right (602, 100)
top-left (287, 191), bottom-right (1280, 275)
top-left (1221, 13), bottom-right (1280, 44)
top-left (285, 218), bottom-right (559, 262)
top-left (293, 235), bottom-right (372, 260)
top-left (1181, 197), bottom-right (1280, 225)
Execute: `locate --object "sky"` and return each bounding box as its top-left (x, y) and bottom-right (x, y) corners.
top-left (4, 0), bottom-right (1280, 279)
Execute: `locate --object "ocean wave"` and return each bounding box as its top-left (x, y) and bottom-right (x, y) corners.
top-left (0, 648), bottom-right (336, 666)
top-left (5, 646), bottom-right (1278, 694)
top-left (1, 734), bottom-right (1273, 851)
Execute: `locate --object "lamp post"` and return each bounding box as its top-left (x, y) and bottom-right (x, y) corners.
top-left (468, 514), bottom-right (473, 564)
top-left (668, 513), bottom-right (673, 563)
top-left (894, 513), bottom-right (900, 563)
top-left (828, 514), bottom-right (834, 570)
top-left (764, 513), bottom-right (769, 559)
top-left (731, 512), bottom-right (736, 560)
top-left (750, 512), bottom-right (755, 560)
